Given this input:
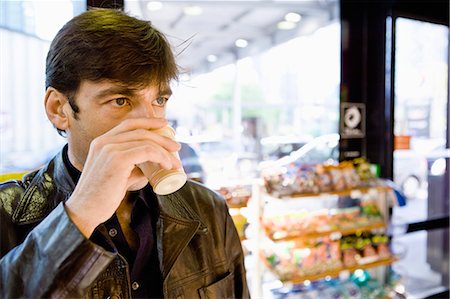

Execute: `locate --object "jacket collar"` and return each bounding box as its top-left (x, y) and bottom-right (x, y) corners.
top-left (155, 186), bottom-right (209, 281)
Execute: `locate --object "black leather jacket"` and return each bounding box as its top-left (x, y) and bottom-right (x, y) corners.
top-left (0, 149), bottom-right (249, 298)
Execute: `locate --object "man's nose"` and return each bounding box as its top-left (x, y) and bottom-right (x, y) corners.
top-left (134, 102), bottom-right (155, 118)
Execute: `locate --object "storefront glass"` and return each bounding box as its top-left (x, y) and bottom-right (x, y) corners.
top-left (392, 17), bottom-right (449, 298)
top-left (0, 1), bottom-right (80, 174)
top-left (169, 22), bottom-right (341, 186)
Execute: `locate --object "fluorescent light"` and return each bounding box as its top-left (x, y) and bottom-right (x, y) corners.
top-left (277, 21), bottom-right (296, 30)
top-left (235, 39), bottom-right (248, 48)
top-left (147, 1), bottom-right (163, 11)
top-left (184, 5), bottom-right (203, 16)
top-left (207, 54), bottom-right (218, 62)
top-left (285, 12), bottom-right (302, 23)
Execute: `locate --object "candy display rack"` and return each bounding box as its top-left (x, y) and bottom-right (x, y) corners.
top-left (248, 163), bottom-right (400, 298)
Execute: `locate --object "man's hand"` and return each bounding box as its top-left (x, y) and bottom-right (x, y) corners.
top-left (65, 118), bottom-right (181, 238)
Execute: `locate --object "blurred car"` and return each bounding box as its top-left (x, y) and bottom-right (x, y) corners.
top-left (259, 133), bottom-right (339, 169)
top-left (424, 140), bottom-right (448, 177)
top-left (180, 137), bottom-right (259, 187)
top-left (393, 149), bottom-right (428, 198)
top-left (260, 135), bottom-right (313, 160)
top-left (259, 133), bottom-right (428, 198)
top-left (178, 142), bottom-right (205, 183)
top-left (178, 138), bottom-right (238, 186)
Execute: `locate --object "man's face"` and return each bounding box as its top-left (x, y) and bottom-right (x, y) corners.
top-left (65, 79), bottom-right (171, 171)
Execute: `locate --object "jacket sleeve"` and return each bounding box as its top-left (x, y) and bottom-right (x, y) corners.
top-left (224, 206), bottom-right (250, 299)
top-left (0, 203), bottom-right (115, 298)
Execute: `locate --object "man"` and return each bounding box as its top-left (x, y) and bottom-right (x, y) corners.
top-left (0, 8), bottom-right (249, 299)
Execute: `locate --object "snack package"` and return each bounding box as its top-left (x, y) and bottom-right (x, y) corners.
top-left (340, 161), bottom-right (361, 189)
top-left (341, 236), bottom-right (359, 267)
top-left (216, 185), bottom-right (251, 207)
top-left (342, 248), bottom-right (359, 267)
top-left (360, 200), bottom-right (383, 219)
top-left (314, 164), bottom-right (334, 192)
top-left (325, 165), bottom-right (347, 191)
top-left (372, 234), bottom-right (391, 259)
top-left (353, 158), bottom-right (375, 182)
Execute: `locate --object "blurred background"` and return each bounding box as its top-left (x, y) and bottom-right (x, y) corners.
top-left (0, 0), bottom-right (448, 298)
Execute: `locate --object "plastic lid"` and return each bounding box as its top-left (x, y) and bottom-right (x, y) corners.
top-left (153, 172), bottom-right (187, 195)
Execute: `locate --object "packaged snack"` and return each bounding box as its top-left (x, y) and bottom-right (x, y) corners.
top-left (353, 158), bottom-right (375, 182)
top-left (314, 164), bottom-right (334, 192)
top-left (362, 244), bottom-right (377, 258)
top-left (376, 243), bottom-right (391, 259)
top-left (216, 185), bottom-right (251, 207)
top-left (340, 161), bottom-right (361, 189)
top-left (360, 200), bottom-right (382, 219)
top-left (372, 234), bottom-right (391, 259)
top-left (293, 164), bottom-right (317, 194)
top-left (342, 248), bottom-right (359, 267)
top-left (326, 165), bottom-right (347, 191)
top-left (341, 236), bottom-right (359, 267)
top-left (329, 242), bottom-right (343, 268)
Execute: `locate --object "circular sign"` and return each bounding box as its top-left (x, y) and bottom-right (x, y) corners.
top-left (344, 106), bottom-right (361, 129)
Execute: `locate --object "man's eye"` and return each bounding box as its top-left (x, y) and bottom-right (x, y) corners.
top-left (154, 97), bottom-right (168, 107)
top-left (114, 98), bottom-right (128, 106)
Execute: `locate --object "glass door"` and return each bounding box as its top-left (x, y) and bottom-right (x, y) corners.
top-left (391, 16), bottom-right (449, 298)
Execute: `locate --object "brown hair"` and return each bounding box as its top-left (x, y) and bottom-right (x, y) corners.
top-left (45, 8), bottom-right (178, 130)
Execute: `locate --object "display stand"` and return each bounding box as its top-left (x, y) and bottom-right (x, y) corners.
top-left (248, 179), bottom-right (398, 298)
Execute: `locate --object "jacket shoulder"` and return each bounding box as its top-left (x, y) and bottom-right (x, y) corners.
top-left (0, 171), bottom-right (39, 217)
top-left (158, 180), bottom-right (228, 230)
top-left (180, 180), bottom-right (227, 209)
top-left (0, 164), bottom-right (61, 224)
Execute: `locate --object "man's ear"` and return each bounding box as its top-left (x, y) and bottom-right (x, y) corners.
top-left (44, 87), bottom-right (71, 131)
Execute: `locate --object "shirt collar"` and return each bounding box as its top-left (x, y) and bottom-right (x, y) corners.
top-left (62, 145), bottom-right (81, 184)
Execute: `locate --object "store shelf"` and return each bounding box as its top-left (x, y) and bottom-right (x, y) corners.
top-left (261, 254), bottom-right (398, 284)
top-left (289, 256), bottom-right (398, 284)
top-left (265, 220), bottom-right (386, 242)
top-left (252, 177), bottom-right (396, 294)
top-left (267, 185), bottom-right (392, 200)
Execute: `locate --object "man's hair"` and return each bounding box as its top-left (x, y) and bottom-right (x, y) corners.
top-left (45, 8), bottom-right (179, 133)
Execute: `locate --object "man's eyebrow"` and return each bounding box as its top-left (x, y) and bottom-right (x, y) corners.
top-left (94, 86), bottom-right (138, 99)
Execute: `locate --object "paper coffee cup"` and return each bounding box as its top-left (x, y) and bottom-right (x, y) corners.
top-left (138, 126), bottom-right (187, 195)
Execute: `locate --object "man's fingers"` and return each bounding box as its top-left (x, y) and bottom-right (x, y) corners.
top-left (96, 129), bottom-right (181, 153)
top-left (102, 118), bottom-right (168, 136)
top-left (98, 140), bottom-right (181, 171)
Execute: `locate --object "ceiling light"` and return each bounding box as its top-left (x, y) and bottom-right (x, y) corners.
top-left (147, 1), bottom-right (163, 11)
top-left (235, 39), bottom-right (248, 48)
top-left (183, 5), bottom-right (203, 16)
top-left (207, 54), bottom-right (218, 62)
top-left (277, 21), bottom-right (296, 30)
top-left (285, 12), bottom-right (302, 23)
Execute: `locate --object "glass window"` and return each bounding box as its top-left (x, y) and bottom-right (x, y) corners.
top-left (393, 17), bottom-right (448, 218)
top-left (392, 17), bottom-right (449, 298)
top-left (169, 22), bottom-right (341, 185)
top-left (0, 1), bottom-right (80, 173)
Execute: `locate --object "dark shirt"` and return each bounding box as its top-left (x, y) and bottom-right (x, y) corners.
top-left (62, 146), bottom-right (163, 298)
